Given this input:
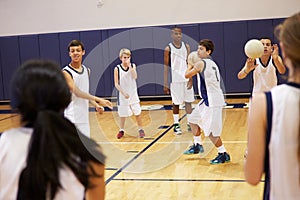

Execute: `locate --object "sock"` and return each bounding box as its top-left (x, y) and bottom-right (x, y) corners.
top-left (193, 136), bottom-right (202, 145)
top-left (119, 129), bottom-right (124, 132)
top-left (217, 145), bottom-right (226, 153)
top-left (173, 114), bottom-right (179, 124)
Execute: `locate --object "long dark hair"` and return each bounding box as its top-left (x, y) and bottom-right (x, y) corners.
top-left (276, 12), bottom-right (300, 181)
top-left (10, 60), bottom-right (105, 199)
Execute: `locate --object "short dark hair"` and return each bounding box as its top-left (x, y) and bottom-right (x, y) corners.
top-left (68, 40), bottom-right (85, 51)
top-left (199, 39), bottom-right (214, 55)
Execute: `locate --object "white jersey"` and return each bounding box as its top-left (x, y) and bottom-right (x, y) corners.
top-left (63, 65), bottom-right (89, 125)
top-left (268, 83), bottom-right (300, 200)
top-left (253, 56), bottom-right (277, 93)
top-left (0, 127), bottom-right (85, 200)
top-left (197, 58), bottom-right (225, 107)
top-left (169, 42), bottom-right (189, 83)
top-left (116, 64), bottom-right (140, 106)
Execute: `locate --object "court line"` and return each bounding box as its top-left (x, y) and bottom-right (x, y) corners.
top-left (112, 178), bottom-right (264, 183)
top-left (105, 114), bottom-right (187, 185)
top-left (98, 141), bottom-right (247, 145)
top-left (0, 114), bottom-right (18, 122)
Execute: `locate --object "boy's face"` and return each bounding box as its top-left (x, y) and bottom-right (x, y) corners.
top-left (171, 28), bottom-right (182, 43)
top-left (260, 39), bottom-right (273, 55)
top-left (69, 45), bottom-right (85, 63)
top-left (120, 54), bottom-right (131, 64)
top-left (197, 45), bottom-right (210, 59)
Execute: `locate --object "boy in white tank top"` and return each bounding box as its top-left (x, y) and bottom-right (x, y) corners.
top-left (164, 27), bottom-right (195, 135)
top-left (63, 40), bottom-right (112, 138)
top-left (237, 37), bottom-right (286, 94)
top-left (114, 48), bottom-right (145, 139)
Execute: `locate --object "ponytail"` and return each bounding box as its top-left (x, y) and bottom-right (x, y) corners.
top-left (17, 110), bottom-right (105, 199)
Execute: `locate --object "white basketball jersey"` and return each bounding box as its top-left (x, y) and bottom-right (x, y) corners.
top-left (197, 58), bottom-right (225, 107)
top-left (116, 64), bottom-right (140, 106)
top-left (268, 83), bottom-right (300, 199)
top-left (169, 42), bottom-right (189, 83)
top-left (63, 65), bottom-right (89, 124)
top-left (253, 56), bottom-right (277, 93)
top-left (0, 127), bottom-right (85, 199)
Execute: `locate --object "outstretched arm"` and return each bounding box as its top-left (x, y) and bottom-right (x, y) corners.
top-left (237, 58), bottom-right (258, 79)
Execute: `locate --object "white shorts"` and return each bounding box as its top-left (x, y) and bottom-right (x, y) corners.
top-left (170, 82), bottom-right (195, 105)
top-left (118, 103), bottom-right (142, 117)
top-left (188, 100), bottom-right (223, 137)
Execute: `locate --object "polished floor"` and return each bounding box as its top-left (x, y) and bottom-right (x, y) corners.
top-left (0, 99), bottom-right (264, 200)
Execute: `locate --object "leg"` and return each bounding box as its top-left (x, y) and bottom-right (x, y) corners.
top-left (173, 104), bottom-right (182, 134)
top-left (208, 133), bottom-right (230, 164)
top-left (183, 123), bottom-right (204, 154)
top-left (117, 117), bottom-right (126, 139)
top-left (185, 102), bottom-right (193, 131)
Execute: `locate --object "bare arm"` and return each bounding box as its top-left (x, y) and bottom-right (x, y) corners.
top-left (164, 46), bottom-right (170, 94)
top-left (185, 60), bottom-right (203, 79)
top-left (185, 44), bottom-right (193, 89)
top-left (129, 63), bottom-right (137, 80)
top-left (63, 70), bottom-right (112, 111)
top-left (85, 162), bottom-right (105, 200)
top-left (237, 58), bottom-right (258, 79)
top-left (272, 44), bottom-right (286, 74)
top-left (114, 67), bottom-right (129, 99)
top-left (244, 93), bottom-right (267, 185)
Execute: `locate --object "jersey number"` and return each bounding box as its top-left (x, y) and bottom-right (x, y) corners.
top-left (212, 66), bottom-right (219, 81)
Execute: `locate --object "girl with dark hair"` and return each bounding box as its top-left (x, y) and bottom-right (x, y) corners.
top-left (0, 60), bottom-right (105, 200)
top-left (245, 12), bottom-right (300, 199)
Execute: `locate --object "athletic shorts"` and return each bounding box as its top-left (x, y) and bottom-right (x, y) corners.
top-left (118, 103), bottom-right (142, 117)
top-left (170, 82), bottom-right (195, 105)
top-left (188, 100), bottom-right (223, 137)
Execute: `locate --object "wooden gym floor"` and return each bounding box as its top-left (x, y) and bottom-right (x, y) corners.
top-left (0, 98), bottom-right (264, 200)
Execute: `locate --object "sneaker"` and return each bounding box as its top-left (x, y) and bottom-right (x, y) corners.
top-left (173, 123), bottom-right (182, 135)
top-left (183, 143), bottom-right (204, 154)
top-left (187, 124), bottom-right (192, 131)
top-left (117, 130), bottom-right (124, 139)
top-left (138, 129), bottom-right (145, 138)
top-left (210, 152), bottom-right (231, 164)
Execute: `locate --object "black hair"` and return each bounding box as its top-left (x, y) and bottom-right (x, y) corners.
top-left (10, 60), bottom-right (105, 199)
top-left (68, 39), bottom-right (85, 51)
top-left (199, 39), bottom-right (214, 55)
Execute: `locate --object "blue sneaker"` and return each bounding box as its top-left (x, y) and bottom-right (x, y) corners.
top-left (183, 143), bottom-right (204, 154)
top-left (210, 152), bottom-right (230, 164)
top-left (173, 123), bottom-right (182, 135)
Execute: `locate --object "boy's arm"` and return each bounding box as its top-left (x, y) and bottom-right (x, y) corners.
top-left (63, 70), bottom-right (112, 110)
top-left (237, 58), bottom-right (258, 79)
top-left (185, 60), bottom-right (203, 79)
top-left (185, 44), bottom-right (193, 89)
top-left (163, 46), bottom-right (170, 94)
top-left (272, 44), bottom-right (286, 74)
top-left (129, 63), bottom-right (137, 80)
top-left (114, 67), bottom-right (129, 98)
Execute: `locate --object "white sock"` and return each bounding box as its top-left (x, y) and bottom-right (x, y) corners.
top-left (173, 114), bottom-right (179, 124)
top-left (217, 145), bottom-right (226, 153)
top-left (193, 136), bottom-right (202, 145)
top-left (120, 129), bottom-right (124, 132)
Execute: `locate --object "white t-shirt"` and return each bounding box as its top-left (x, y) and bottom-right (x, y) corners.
top-left (268, 83), bottom-right (300, 199)
top-left (0, 127), bottom-right (85, 200)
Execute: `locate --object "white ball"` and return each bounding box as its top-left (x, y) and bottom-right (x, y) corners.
top-left (188, 51), bottom-right (201, 65)
top-left (244, 39), bottom-right (264, 59)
